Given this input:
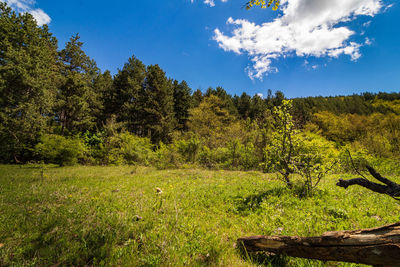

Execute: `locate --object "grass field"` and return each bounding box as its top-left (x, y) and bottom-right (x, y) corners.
top-left (0, 165), bottom-right (399, 266)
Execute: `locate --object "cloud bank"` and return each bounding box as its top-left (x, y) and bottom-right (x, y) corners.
top-left (1, 0), bottom-right (51, 26)
top-left (213, 0), bottom-right (386, 80)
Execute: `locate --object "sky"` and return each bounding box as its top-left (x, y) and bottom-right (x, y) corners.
top-left (1, 0), bottom-right (399, 98)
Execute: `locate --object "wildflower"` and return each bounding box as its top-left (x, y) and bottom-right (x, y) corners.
top-left (133, 215), bottom-right (143, 221)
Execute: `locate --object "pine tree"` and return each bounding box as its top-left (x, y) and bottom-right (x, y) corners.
top-left (110, 55), bottom-right (146, 133)
top-left (173, 80), bottom-right (192, 131)
top-left (192, 89), bottom-right (203, 107)
top-left (139, 64), bottom-right (176, 144)
top-left (0, 3), bottom-right (60, 162)
top-left (236, 92), bottom-right (252, 119)
top-left (250, 94), bottom-right (267, 119)
top-left (57, 34), bottom-right (100, 134)
top-left (93, 70), bottom-right (113, 128)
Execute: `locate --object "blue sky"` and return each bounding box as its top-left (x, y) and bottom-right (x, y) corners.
top-left (2, 0), bottom-right (399, 98)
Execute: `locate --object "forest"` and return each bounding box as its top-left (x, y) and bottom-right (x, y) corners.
top-left (2, 3), bottom-right (400, 174)
top-left (1, 2), bottom-right (400, 266)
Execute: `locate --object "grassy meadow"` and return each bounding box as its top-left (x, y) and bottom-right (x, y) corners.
top-left (0, 165), bottom-right (399, 266)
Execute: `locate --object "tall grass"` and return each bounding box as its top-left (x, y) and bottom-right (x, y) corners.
top-left (1, 165), bottom-right (398, 266)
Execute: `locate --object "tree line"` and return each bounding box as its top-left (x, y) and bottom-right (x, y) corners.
top-left (1, 2), bottom-right (400, 175)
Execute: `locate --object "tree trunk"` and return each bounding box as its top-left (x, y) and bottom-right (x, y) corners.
top-left (238, 222), bottom-right (400, 267)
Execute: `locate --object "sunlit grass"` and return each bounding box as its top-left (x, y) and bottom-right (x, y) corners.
top-left (0, 165), bottom-right (399, 266)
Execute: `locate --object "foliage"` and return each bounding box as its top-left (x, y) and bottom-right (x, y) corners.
top-left (246, 0), bottom-right (280, 11)
top-left (265, 100), bottom-right (336, 194)
top-left (264, 100), bottom-right (299, 187)
top-left (293, 132), bottom-right (338, 195)
top-left (105, 132), bottom-right (154, 165)
top-left (174, 133), bottom-right (201, 163)
top-left (223, 139), bottom-right (258, 170)
top-left (82, 131), bottom-right (107, 165)
top-left (138, 64), bottom-right (176, 144)
top-left (0, 3), bottom-right (60, 162)
top-left (57, 34), bottom-right (100, 134)
top-left (34, 134), bottom-right (85, 166)
top-left (173, 80), bottom-right (192, 131)
top-left (188, 95), bottom-right (235, 148)
top-left (108, 55), bottom-right (146, 133)
top-left (152, 143), bottom-right (183, 169)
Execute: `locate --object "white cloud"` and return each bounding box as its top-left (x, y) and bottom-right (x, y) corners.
top-left (213, 0), bottom-right (387, 80)
top-left (365, 37), bottom-right (373, 45)
top-left (0, 0), bottom-right (51, 26)
top-left (191, 0), bottom-right (228, 7)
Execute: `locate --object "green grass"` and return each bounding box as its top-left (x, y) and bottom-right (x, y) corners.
top-left (0, 165), bottom-right (399, 266)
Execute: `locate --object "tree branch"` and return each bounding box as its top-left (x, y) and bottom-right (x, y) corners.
top-left (366, 165), bottom-right (398, 187)
top-left (337, 165), bottom-right (400, 200)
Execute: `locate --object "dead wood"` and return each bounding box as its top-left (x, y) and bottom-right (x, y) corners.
top-left (336, 165), bottom-right (400, 200)
top-left (238, 222), bottom-right (400, 267)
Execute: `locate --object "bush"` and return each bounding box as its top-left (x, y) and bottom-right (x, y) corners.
top-left (153, 143), bottom-right (183, 169)
top-left (106, 132), bottom-right (154, 165)
top-left (221, 139), bottom-right (258, 170)
top-left (293, 132), bottom-right (338, 195)
top-left (82, 131), bottom-right (107, 164)
top-left (34, 134), bottom-right (85, 166)
top-left (174, 134), bottom-right (201, 163)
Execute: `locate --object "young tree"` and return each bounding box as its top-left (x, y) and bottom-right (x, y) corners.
top-left (192, 89), bottom-right (203, 108)
top-left (264, 100), bottom-right (298, 187)
top-left (205, 86), bottom-right (238, 117)
top-left (265, 100), bottom-right (335, 193)
top-left (235, 92), bottom-right (252, 119)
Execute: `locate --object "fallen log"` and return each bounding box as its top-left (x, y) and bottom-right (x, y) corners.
top-left (238, 222), bottom-right (400, 267)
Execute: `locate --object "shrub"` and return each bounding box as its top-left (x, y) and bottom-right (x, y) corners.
top-left (82, 131), bottom-right (107, 164)
top-left (221, 139), bottom-right (258, 170)
top-left (197, 145), bottom-right (216, 169)
top-left (293, 132), bottom-right (337, 195)
top-left (34, 134), bottom-right (85, 166)
top-left (338, 144), bottom-right (371, 173)
top-left (174, 134), bottom-right (201, 163)
top-left (106, 132), bottom-right (154, 165)
top-left (153, 143), bottom-right (183, 169)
